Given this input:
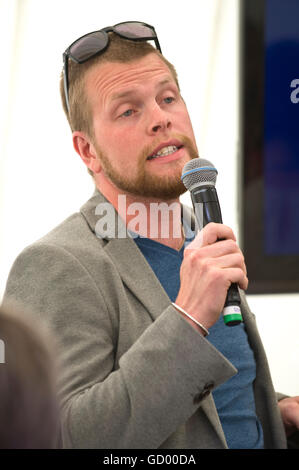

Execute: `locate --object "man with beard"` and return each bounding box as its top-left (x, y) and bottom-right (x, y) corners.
top-left (3, 22), bottom-right (299, 449)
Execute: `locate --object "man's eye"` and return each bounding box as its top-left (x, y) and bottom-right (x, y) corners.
top-left (121, 109), bottom-right (134, 117)
top-left (164, 97), bottom-right (175, 104)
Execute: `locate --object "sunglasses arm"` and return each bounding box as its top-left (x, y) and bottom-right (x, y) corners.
top-left (63, 53), bottom-right (70, 114)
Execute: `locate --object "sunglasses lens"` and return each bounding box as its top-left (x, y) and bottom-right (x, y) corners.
top-left (115, 22), bottom-right (155, 39)
top-left (69, 31), bottom-right (108, 61)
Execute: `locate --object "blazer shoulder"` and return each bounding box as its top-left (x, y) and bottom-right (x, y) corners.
top-left (21, 209), bottom-right (108, 265)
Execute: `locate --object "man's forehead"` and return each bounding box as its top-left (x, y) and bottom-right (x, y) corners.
top-left (85, 54), bottom-right (176, 103)
top-left (110, 78), bottom-right (174, 101)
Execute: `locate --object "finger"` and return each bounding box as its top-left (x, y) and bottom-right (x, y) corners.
top-left (223, 267), bottom-right (249, 291)
top-left (207, 253), bottom-right (247, 274)
top-left (186, 238), bottom-right (241, 259)
top-left (188, 223), bottom-right (237, 250)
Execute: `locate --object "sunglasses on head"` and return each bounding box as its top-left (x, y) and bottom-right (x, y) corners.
top-left (63, 21), bottom-right (162, 113)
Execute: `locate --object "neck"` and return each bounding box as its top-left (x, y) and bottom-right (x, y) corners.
top-left (95, 178), bottom-right (185, 251)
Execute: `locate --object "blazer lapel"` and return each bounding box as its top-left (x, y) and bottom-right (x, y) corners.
top-left (80, 189), bottom-right (172, 322)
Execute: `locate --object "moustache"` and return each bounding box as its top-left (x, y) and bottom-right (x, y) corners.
top-left (139, 134), bottom-right (198, 163)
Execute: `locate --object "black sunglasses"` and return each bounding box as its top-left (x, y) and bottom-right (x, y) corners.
top-left (63, 21), bottom-right (162, 113)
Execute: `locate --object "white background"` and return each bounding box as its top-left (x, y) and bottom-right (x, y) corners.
top-left (0, 0), bottom-right (298, 396)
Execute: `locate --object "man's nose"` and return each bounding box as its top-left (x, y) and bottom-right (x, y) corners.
top-left (147, 105), bottom-right (172, 135)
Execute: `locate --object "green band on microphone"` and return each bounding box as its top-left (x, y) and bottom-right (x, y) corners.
top-left (223, 306), bottom-right (243, 326)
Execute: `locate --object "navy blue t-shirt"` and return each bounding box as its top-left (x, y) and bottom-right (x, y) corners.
top-left (132, 224), bottom-right (264, 449)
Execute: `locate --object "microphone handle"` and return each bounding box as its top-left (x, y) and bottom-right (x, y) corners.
top-left (191, 186), bottom-right (243, 326)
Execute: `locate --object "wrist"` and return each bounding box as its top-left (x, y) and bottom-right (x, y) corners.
top-left (171, 302), bottom-right (209, 337)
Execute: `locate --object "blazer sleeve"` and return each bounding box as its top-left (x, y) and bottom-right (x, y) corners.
top-left (3, 242), bottom-right (236, 449)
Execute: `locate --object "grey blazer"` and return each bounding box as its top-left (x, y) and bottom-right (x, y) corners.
top-left (3, 190), bottom-right (287, 449)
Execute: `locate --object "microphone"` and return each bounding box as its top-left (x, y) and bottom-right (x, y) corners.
top-left (181, 157), bottom-right (243, 326)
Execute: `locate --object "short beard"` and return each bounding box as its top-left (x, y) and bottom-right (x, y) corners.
top-left (94, 134), bottom-right (198, 200)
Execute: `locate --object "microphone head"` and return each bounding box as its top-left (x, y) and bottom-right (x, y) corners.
top-left (181, 158), bottom-right (218, 191)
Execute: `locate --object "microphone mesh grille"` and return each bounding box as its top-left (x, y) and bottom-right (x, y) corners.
top-left (181, 158), bottom-right (217, 189)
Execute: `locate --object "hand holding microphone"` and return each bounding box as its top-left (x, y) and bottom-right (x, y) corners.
top-left (174, 158), bottom-right (248, 332)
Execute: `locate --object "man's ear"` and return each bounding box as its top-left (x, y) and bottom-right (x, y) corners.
top-left (72, 131), bottom-right (102, 174)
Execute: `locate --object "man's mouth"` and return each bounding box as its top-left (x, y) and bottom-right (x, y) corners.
top-left (147, 145), bottom-right (183, 160)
